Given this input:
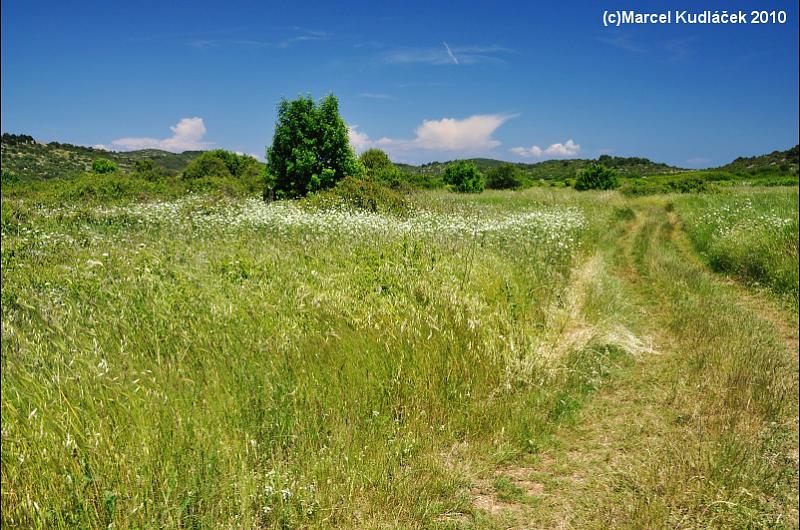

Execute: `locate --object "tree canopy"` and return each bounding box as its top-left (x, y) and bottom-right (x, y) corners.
top-left (442, 161), bottom-right (485, 193)
top-left (266, 94), bottom-right (361, 198)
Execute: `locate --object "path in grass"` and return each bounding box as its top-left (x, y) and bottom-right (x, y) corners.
top-left (470, 201), bottom-right (799, 529)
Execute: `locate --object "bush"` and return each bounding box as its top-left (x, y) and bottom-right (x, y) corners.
top-left (442, 161), bottom-right (485, 193)
top-left (92, 158), bottom-right (118, 174)
top-left (486, 163), bottom-right (523, 189)
top-left (132, 159), bottom-right (170, 181)
top-left (267, 94), bottom-right (361, 198)
top-left (668, 177), bottom-right (713, 194)
top-left (303, 176), bottom-right (411, 215)
top-left (359, 149), bottom-right (393, 174)
top-left (620, 180), bottom-right (670, 197)
top-left (1, 169), bottom-right (20, 186)
top-left (183, 150), bottom-right (262, 194)
top-left (574, 164), bottom-right (619, 191)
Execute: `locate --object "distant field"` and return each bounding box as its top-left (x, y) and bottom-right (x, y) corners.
top-left (2, 183), bottom-right (797, 528)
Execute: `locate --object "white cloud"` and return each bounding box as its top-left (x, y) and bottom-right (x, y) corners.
top-left (348, 125), bottom-right (372, 153)
top-left (510, 139), bottom-right (580, 158)
top-left (349, 114), bottom-right (513, 157)
top-left (92, 144), bottom-right (110, 151)
top-left (109, 117), bottom-right (212, 152)
top-left (413, 114), bottom-right (510, 151)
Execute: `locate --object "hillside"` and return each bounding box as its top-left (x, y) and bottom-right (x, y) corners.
top-left (720, 144), bottom-right (799, 176)
top-left (1, 133), bottom-right (201, 181)
top-left (398, 154), bottom-right (682, 180)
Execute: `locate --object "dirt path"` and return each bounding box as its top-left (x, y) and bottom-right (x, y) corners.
top-left (467, 204), bottom-right (799, 528)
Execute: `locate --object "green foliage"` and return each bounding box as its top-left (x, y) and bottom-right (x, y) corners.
top-left (574, 164), bottom-right (619, 191)
top-left (722, 145), bottom-right (799, 176)
top-left (442, 160), bottom-right (485, 193)
top-left (182, 150), bottom-right (263, 194)
top-left (1, 168), bottom-right (20, 186)
top-left (267, 94), bottom-right (361, 198)
top-left (486, 163), bottom-right (524, 189)
top-left (132, 159), bottom-right (170, 181)
top-left (1, 135), bottom-right (204, 182)
top-left (359, 148), bottom-right (393, 174)
top-left (302, 176), bottom-right (412, 215)
top-left (92, 158), bottom-right (118, 174)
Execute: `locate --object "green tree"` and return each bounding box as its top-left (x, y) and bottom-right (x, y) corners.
top-left (442, 161), bottom-right (485, 193)
top-left (486, 163), bottom-right (523, 189)
top-left (266, 94), bottom-right (361, 197)
top-left (91, 158), bottom-right (118, 174)
top-left (359, 148), bottom-right (393, 174)
top-left (574, 164), bottom-right (619, 191)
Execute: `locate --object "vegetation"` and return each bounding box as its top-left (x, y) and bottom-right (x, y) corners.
top-left (574, 164), bottom-right (619, 191)
top-left (676, 188), bottom-right (799, 304)
top-left (2, 182), bottom-right (796, 528)
top-left (266, 95), bottom-right (361, 198)
top-left (91, 158), bottom-right (118, 174)
top-left (485, 163), bottom-right (523, 189)
top-left (1, 137), bottom-right (203, 181)
top-left (442, 160), bottom-right (485, 193)
top-left (1, 122), bottom-right (798, 528)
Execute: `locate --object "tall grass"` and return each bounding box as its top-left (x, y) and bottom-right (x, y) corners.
top-left (2, 186), bottom-right (796, 528)
top-left (0, 189), bottom-right (625, 527)
top-left (675, 187), bottom-right (799, 304)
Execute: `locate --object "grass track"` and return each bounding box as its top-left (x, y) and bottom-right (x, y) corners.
top-left (472, 200), bottom-right (799, 529)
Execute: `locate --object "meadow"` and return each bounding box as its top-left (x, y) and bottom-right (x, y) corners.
top-left (1, 184), bottom-right (798, 528)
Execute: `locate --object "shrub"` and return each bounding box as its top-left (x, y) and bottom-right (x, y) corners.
top-left (302, 176), bottom-right (411, 215)
top-left (132, 159), bottom-right (170, 181)
top-left (620, 180), bottom-right (670, 197)
top-left (442, 161), bottom-right (485, 193)
top-left (183, 150), bottom-right (261, 191)
top-left (668, 177), bottom-right (713, 194)
top-left (1, 169), bottom-right (20, 185)
top-left (486, 163), bottom-right (523, 189)
top-left (574, 164), bottom-right (619, 191)
top-left (359, 148), bottom-right (393, 174)
top-left (267, 94), bottom-right (361, 198)
top-left (92, 158), bottom-right (118, 174)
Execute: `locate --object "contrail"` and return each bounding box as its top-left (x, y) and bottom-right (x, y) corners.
top-left (442, 41), bottom-right (459, 65)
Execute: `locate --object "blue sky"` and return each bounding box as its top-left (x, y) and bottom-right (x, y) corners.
top-left (2, 0), bottom-right (798, 167)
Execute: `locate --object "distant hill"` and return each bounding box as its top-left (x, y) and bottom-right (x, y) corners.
top-left (3, 132), bottom-right (797, 185)
top-left (1, 133), bottom-right (201, 181)
top-left (720, 145), bottom-right (799, 176)
top-left (397, 155), bottom-right (683, 180)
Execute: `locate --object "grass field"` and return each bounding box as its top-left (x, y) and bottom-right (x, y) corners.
top-left (2, 186), bottom-right (798, 528)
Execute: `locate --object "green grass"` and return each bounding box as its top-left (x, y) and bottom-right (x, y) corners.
top-left (674, 187), bottom-right (799, 305)
top-left (1, 184), bottom-right (797, 528)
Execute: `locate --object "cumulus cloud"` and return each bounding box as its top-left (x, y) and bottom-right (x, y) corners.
top-left (109, 117), bottom-right (213, 152)
top-left (510, 139), bottom-right (580, 158)
top-left (413, 114), bottom-right (510, 150)
top-left (350, 114), bottom-right (513, 156)
top-left (348, 125), bottom-right (372, 153)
